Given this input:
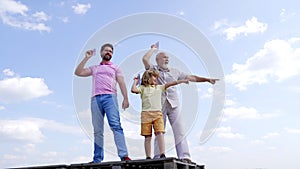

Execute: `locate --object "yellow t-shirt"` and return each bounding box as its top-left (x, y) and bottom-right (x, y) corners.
top-left (137, 85), bottom-right (166, 111)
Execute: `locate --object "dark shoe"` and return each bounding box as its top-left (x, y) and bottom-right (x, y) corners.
top-left (121, 156), bottom-right (131, 161)
top-left (159, 153), bottom-right (166, 158)
top-left (146, 157), bottom-right (151, 159)
top-left (88, 161), bottom-right (101, 164)
top-left (182, 158), bottom-right (195, 164)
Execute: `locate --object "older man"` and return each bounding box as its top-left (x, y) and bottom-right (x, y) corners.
top-left (142, 43), bottom-right (218, 162)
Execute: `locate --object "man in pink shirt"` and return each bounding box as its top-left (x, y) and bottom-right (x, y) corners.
top-left (75, 43), bottom-right (131, 163)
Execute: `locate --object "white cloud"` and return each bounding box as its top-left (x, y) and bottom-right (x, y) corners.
top-left (215, 17), bottom-right (267, 40)
top-left (32, 11), bottom-right (50, 21)
top-left (280, 8), bottom-right (296, 22)
top-left (0, 118), bottom-right (83, 143)
top-left (285, 128), bottom-right (300, 134)
top-left (267, 146), bottom-right (277, 150)
top-left (0, 106), bottom-right (5, 110)
top-left (0, 0), bottom-right (28, 15)
top-left (0, 74), bottom-right (52, 103)
top-left (226, 38), bottom-right (300, 90)
top-left (222, 99), bottom-right (279, 121)
top-left (1, 154), bottom-right (19, 161)
top-left (208, 146), bottom-right (232, 153)
top-left (14, 143), bottom-right (36, 154)
top-left (261, 132), bottom-right (280, 139)
top-left (72, 156), bottom-right (90, 163)
top-left (213, 19), bottom-right (229, 30)
top-left (201, 87), bottom-right (213, 98)
top-left (0, 119), bottom-right (45, 142)
top-left (0, 0), bottom-right (51, 32)
top-left (223, 106), bottom-right (279, 121)
top-left (288, 86), bottom-right (300, 93)
top-left (225, 99), bottom-right (236, 107)
top-left (3, 69), bottom-right (15, 76)
top-left (72, 3), bottom-right (91, 15)
top-left (58, 16), bottom-right (69, 23)
top-left (216, 126), bottom-right (244, 139)
top-left (251, 139), bottom-right (265, 145)
top-left (41, 100), bottom-right (63, 109)
top-left (223, 106), bottom-right (260, 120)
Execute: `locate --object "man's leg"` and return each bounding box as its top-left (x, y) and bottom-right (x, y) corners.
top-left (168, 105), bottom-right (191, 159)
top-left (91, 96), bottom-right (105, 163)
top-left (104, 94), bottom-right (129, 160)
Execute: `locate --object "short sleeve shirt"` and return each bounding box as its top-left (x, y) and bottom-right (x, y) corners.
top-left (89, 63), bottom-right (122, 97)
top-left (149, 65), bottom-right (187, 108)
top-left (137, 85), bottom-right (166, 111)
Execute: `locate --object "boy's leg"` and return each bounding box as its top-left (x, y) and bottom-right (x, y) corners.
top-left (144, 136), bottom-right (152, 158)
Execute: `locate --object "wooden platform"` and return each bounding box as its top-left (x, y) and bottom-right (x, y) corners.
top-left (11, 157), bottom-right (204, 169)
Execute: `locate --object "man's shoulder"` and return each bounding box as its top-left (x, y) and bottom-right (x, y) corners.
top-left (168, 67), bottom-right (179, 71)
top-left (149, 64), bottom-right (159, 70)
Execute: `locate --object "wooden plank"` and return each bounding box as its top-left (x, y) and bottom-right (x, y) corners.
top-left (10, 157), bottom-right (205, 169)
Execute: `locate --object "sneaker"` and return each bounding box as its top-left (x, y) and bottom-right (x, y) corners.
top-left (121, 156), bottom-right (132, 161)
top-left (88, 161), bottom-right (101, 164)
top-left (182, 158), bottom-right (194, 164)
top-left (159, 153), bottom-right (166, 159)
top-left (146, 157), bottom-right (151, 160)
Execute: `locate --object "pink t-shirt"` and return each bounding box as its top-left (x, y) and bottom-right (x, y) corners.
top-left (89, 62), bottom-right (122, 96)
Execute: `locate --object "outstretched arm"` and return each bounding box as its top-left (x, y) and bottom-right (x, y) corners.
top-left (165, 79), bottom-right (189, 89)
top-left (74, 50), bottom-right (94, 77)
top-left (186, 75), bottom-right (219, 84)
top-left (142, 44), bottom-right (158, 70)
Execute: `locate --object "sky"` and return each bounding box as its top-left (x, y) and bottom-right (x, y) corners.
top-left (1, 0), bottom-right (300, 169)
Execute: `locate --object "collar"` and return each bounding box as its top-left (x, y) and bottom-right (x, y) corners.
top-left (100, 61), bottom-right (113, 65)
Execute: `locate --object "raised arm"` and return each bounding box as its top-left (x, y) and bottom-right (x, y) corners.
top-left (131, 77), bottom-right (140, 94)
top-left (74, 50), bottom-right (94, 77)
top-left (116, 75), bottom-right (129, 110)
top-left (186, 75), bottom-right (219, 84)
top-left (165, 79), bottom-right (189, 89)
top-left (142, 44), bottom-right (158, 70)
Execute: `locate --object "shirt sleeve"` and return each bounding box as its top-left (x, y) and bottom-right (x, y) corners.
top-left (176, 69), bottom-right (188, 80)
top-left (88, 65), bottom-right (95, 75)
top-left (115, 66), bottom-right (123, 77)
top-left (136, 85), bottom-right (143, 94)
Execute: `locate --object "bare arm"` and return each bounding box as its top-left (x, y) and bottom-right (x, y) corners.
top-left (186, 75), bottom-right (219, 84)
top-left (131, 77), bottom-right (140, 94)
top-left (74, 50), bottom-right (94, 77)
top-left (116, 75), bottom-right (129, 110)
top-left (165, 79), bottom-right (189, 89)
top-left (142, 44), bottom-right (158, 70)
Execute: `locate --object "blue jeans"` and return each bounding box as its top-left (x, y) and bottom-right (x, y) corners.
top-left (91, 94), bottom-right (128, 162)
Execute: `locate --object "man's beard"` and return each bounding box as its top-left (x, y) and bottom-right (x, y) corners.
top-left (102, 54), bottom-right (112, 61)
top-left (160, 63), bottom-right (168, 70)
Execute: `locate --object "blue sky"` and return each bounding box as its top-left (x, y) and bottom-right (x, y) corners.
top-left (1, 1), bottom-right (300, 169)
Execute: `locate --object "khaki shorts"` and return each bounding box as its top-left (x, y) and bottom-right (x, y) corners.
top-left (141, 111), bottom-right (165, 136)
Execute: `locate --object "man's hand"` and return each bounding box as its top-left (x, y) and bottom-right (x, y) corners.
top-left (209, 78), bottom-right (219, 84)
top-left (122, 99), bottom-right (129, 110)
top-left (150, 43), bottom-right (158, 50)
top-left (85, 49), bottom-right (95, 59)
